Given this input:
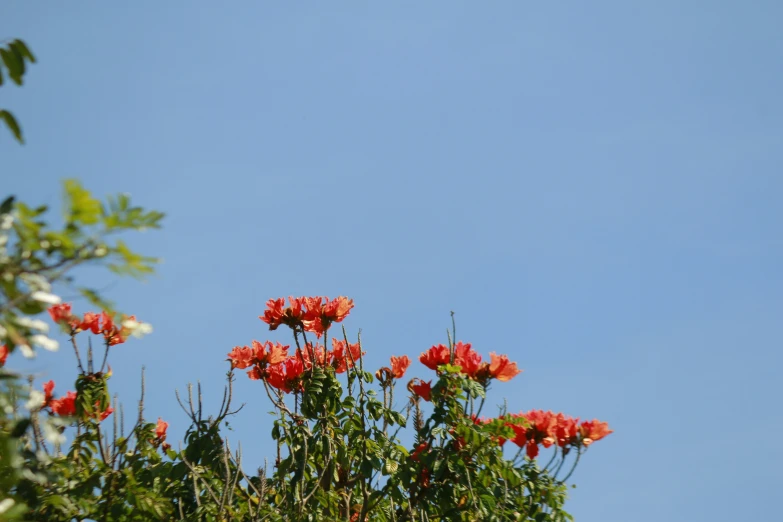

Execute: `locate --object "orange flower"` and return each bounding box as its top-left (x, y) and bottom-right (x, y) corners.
top-left (266, 356), bottom-right (305, 393)
top-left (302, 296), bottom-right (354, 336)
top-left (79, 312), bottom-right (102, 334)
top-left (259, 298), bottom-right (287, 330)
top-left (299, 342), bottom-right (326, 370)
top-left (42, 380), bottom-right (56, 407)
top-left (411, 442), bottom-right (428, 462)
top-left (410, 379), bottom-right (433, 402)
top-left (390, 355), bottom-right (410, 379)
top-left (227, 345), bottom-right (255, 370)
top-left (419, 344), bottom-right (450, 371)
top-left (50, 391), bottom-right (77, 416)
top-left (454, 342), bottom-right (482, 378)
top-left (48, 303), bottom-right (74, 325)
top-left (0, 344), bottom-right (8, 366)
top-left (555, 414), bottom-right (579, 448)
top-left (330, 339), bottom-right (363, 373)
top-left (579, 419), bottom-right (613, 446)
top-left (488, 353), bottom-right (522, 382)
top-left (526, 440), bottom-right (539, 458)
top-left (100, 311), bottom-right (127, 346)
top-left (259, 297), bottom-right (308, 331)
top-left (252, 340), bottom-right (289, 366)
top-left (155, 417), bottom-right (168, 441)
top-left (154, 418), bottom-right (171, 451)
top-left (419, 467), bottom-right (431, 488)
top-left (96, 402), bottom-right (114, 422)
top-left (322, 296), bottom-right (354, 323)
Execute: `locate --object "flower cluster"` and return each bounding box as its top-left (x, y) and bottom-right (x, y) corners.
top-left (228, 337), bottom-right (365, 393)
top-left (41, 380), bottom-right (114, 421)
top-left (419, 342), bottom-right (522, 383)
top-left (259, 296), bottom-right (354, 336)
top-left (475, 410), bottom-right (613, 458)
top-left (48, 303), bottom-right (149, 346)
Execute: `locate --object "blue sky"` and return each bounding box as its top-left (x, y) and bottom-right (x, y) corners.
top-left (4, 2), bottom-right (782, 520)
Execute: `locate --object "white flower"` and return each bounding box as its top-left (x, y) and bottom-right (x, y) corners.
top-left (0, 498), bottom-right (15, 514)
top-left (30, 291), bottom-right (61, 305)
top-left (30, 335), bottom-right (59, 352)
top-left (122, 319), bottom-right (153, 338)
top-left (42, 421), bottom-right (66, 445)
top-left (25, 390), bottom-right (45, 411)
top-left (18, 344), bottom-right (35, 358)
top-left (14, 317), bottom-right (49, 332)
top-left (0, 324), bottom-right (6, 337)
top-left (19, 273), bottom-right (52, 292)
top-left (0, 213), bottom-right (13, 230)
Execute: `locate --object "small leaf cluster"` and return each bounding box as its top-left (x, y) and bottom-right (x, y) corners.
top-left (0, 38), bottom-right (35, 143)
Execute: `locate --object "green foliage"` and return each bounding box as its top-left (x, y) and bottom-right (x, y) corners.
top-left (1, 178), bottom-right (163, 353)
top-left (1, 179), bottom-right (164, 520)
top-left (0, 36), bottom-right (607, 522)
top-left (0, 38), bottom-right (36, 143)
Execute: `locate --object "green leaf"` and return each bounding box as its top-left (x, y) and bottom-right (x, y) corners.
top-left (0, 48), bottom-right (22, 85)
top-left (0, 196), bottom-right (14, 214)
top-left (64, 179), bottom-right (102, 225)
top-left (79, 287), bottom-right (116, 315)
top-left (12, 39), bottom-right (36, 63)
top-left (0, 110), bottom-right (23, 143)
top-left (10, 418), bottom-right (31, 438)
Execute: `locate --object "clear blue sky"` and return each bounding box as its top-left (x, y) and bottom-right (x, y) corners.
top-left (4, 2), bottom-right (782, 520)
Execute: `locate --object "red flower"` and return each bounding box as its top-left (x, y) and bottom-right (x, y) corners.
top-left (322, 296), bottom-right (354, 323)
top-left (488, 352), bottom-right (522, 382)
top-left (330, 339), bottom-right (362, 373)
top-left (252, 340), bottom-right (289, 366)
top-left (259, 298), bottom-right (287, 330)
top-left (454, 342), bottom-right (482, 378)
top-left (50, 391), bottom-right (77, 416)
top-left (555, 414), bottom-right (579, 448)
top-left (42, 380), bottom-right (56, 407)
top-left (100, 311), bottom-right (126, 346)
top-left (419, 344), bottom-right (450, 371)
top-left (526, 410), bottom-right (557, 448)
top-left (227, 345), bottom-right (255, 370)
top-left (299, 342), bottom-right (326, 370)
top-left (48, 303), bottom-right (74, 325)
top-left (156, 417), bottom-right (168, 441)
top-left (100, 311), bottom-right (115, 333)
top-left (0, 344), bottom-right (8, 366)
top-left (411, 442), bottom-right (428, 462)
top-left (579, 419), bottom-right (613, 446)
top-left (302, 296), bottom-right (354, 336)
top-left (259, 297), bottom-right (308, 331)
top-left (154, 418), bottom-right (171, 451)
top-left (410, 379), bottom-right (432, 402)
top-left (79, 312), bottom-right (102, 334)
top-left (509, 423), bottom-right (527, 447)
top-left (526, 440), bottom-right (539, 458)
top-left (390, 355), bottom-right (410, 379)
top-left (96, 402), bottom-right (114, 422)
top-left (266, 356), bottom-right (305, 393)
top-left (419, 467), bottom-right (431, 488)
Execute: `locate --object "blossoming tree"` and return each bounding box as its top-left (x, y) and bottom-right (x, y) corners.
top-left (1, 38), bottom-right (611, 522)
